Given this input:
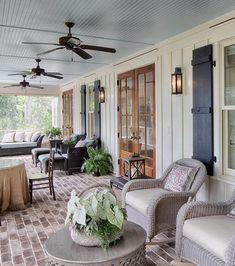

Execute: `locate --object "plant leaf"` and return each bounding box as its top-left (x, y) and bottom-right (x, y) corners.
top-left (72, 205), bottom-right (86, 226)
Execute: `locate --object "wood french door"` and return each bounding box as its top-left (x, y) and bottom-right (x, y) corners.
top-left (62, 89), bottom-right (73, 136)
top-left (118, 64), bottom-right (155, 177)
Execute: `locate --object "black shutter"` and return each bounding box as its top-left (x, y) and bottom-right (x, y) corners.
top-left (94, 80), bottom-right (101, 140)
top-left (80, 85), bottom-right (86, 135)
top-left (191, 44), bottom-right (214, 175)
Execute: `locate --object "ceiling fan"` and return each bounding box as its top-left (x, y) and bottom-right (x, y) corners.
top-left (8, 59), bottom-right (63, 79)
top-left (3, 75), bottom-right (44, 89)
top-left (22, 22), bottom-right (116, 60)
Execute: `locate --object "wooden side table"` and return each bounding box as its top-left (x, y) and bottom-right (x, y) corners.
top-left (45, 221), bottom-right (147, 266)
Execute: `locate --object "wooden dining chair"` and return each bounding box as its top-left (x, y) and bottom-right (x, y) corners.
top-left (29, 150), bottom-right (56, 204)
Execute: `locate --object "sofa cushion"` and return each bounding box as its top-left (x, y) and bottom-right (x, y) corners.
top-left (2, 132), bottom-right (15, 143)
top-left (183, 215), bottom-right (235, 261)
top-left (24, 132), bottom-right (33, 142)
top-left (0, 142), bottom-right (38, 149)
top-left (75, 140), bottom-right (86, 147)
top-left (125, 188), bottom-right (170, 216)
top-left (85, 138), bottom-right (95, 147)
top-left (15, 132), bottom-right (25, 142)
top-left (31, 132), bottom-right (41, 142)
top-left (164, 163), bottom-right (195, 192)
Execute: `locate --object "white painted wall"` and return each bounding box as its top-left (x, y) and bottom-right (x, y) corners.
top-left (60, 10), bottom-right (235, 201)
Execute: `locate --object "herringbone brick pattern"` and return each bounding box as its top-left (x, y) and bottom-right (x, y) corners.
top-left (0, 155), bottom-right (187, 266)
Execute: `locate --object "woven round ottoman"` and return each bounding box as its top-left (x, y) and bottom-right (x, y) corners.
top-left (38, 153), bottom-right (66, 173)
top-left (31, 148), bottom-right (50, 166)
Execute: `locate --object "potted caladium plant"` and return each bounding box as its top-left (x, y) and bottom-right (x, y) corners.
top-left (65, 185), bottom-right (127, 249)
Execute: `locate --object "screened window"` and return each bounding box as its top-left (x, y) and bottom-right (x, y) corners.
top-left (0, 95), bottom-right (58, 140)
top-left (223, 44), bottom-right (235, 175)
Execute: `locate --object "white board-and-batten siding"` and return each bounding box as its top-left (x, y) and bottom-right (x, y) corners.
top-left (60, 10), bottom-right (235, 201)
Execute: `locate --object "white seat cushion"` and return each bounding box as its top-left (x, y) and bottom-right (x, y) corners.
top-left (183, 215), bottom-right (235, 261)
top-left (0, 142), bottom-right (37, 149)
top-left (125, 188), bottom-right (169, 216)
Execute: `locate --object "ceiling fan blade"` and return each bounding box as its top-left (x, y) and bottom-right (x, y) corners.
top-left (30, 74), bottom-right (37, 79)
top-left (29, 85), bottom-right (44, 89)
top-left (22, 42), bottom-right (61, 46)
top-left (46, 72), bottom-right (63, 75)
top-left (37, 47), bottom-right (64, 56)
top-left (80, 44), bottom-right (116, 53)
top-left (3, 84), bottom-right (19, 88)
top-left (72, 47), bottom-right (92, 59)
top-left (44, 73), bottom-right (63, 79)
top-left (8, 72), bottom-right (31, 76)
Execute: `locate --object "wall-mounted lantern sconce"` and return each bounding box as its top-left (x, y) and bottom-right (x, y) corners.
top-left (171, 67), bottom-right (183, 94)
top-left (99, 87), bottom-right (105, 103)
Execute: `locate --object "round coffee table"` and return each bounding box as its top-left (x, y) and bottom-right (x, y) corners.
top-left (45, 221), bottom-right (147, 265)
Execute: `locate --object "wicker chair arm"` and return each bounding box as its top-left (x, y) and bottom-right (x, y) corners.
top-left (148, 191), bottom-right (194, 212)
top-left (122, 178), bottom-right (164, 208)
top-left (145, 191), bottom-right (193, 239)
top-left (175, 201), bottom-right (230, 256)
top-left (147, 191), bottom-right (194, 221)
top-left (225, 233), bottom-right (235, 266)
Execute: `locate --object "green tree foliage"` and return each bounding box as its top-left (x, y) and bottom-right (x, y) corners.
top-left (0, 95), bottom-right (56, 139)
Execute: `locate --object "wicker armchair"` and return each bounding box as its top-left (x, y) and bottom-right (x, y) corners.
top-left (122, 158), bottom-right (207, 242)
top-left (175, 190), bottom-right (235, 266)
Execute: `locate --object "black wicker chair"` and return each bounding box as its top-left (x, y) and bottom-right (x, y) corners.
top-left (62, 137), bottom-right (100, 175)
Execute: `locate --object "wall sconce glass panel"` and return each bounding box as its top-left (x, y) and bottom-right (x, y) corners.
top-left (171, 67), bottom-right (182, 94)
top-left (99, 87), bottom-right (105, 103)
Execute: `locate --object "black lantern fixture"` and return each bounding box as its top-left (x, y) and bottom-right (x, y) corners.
top-left (99, 87), bottom-right (105, 103)
top-left (171, 67), bottom-right (183, 94)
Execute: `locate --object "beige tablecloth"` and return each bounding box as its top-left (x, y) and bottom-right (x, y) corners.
top-left (0, 160), bottom-right (29, 212)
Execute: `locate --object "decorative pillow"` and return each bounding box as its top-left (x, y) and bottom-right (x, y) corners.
top-left (164, 164), bottom-right (195, 192)
top-left (31, 132), bottom-right (41, 142)
top-left (75, 140), bottom-right (86, 147)
top-left (176, 163), bottom-right (200, 191)
top-left (15, 132), bottom-right (25, 142)
top-left (70, 133), bottom-right (78, 142)
top-left (84, 139), bottom-right (94, 147)
top-left (1, 132), bottom-right (15, 143)
top-left (24, 132), bottom-right (33, 142)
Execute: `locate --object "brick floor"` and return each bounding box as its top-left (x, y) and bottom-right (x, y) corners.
top-left (0, 155), bottom-right (194, 266)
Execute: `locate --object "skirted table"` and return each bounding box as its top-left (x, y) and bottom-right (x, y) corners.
top-left (0, 159), bottom-right (29, 212)
top-left (45, 221), bottom-right (147, 265)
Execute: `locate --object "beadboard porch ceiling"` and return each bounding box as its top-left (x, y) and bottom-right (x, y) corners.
top-left (0, 0), bottom-right (235, 86)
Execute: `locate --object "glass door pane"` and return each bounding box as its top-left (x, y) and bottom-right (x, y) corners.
top-left (119, 75), bottom-right (134, 153)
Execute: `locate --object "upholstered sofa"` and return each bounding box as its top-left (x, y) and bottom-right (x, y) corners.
top-left (0, 131), bottom-right (44, 156)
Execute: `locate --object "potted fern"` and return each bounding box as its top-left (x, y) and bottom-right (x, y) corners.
top-left (45, 127), bottom-right (62, 139)
top-left (82, 147), bottom-right (113, 176)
